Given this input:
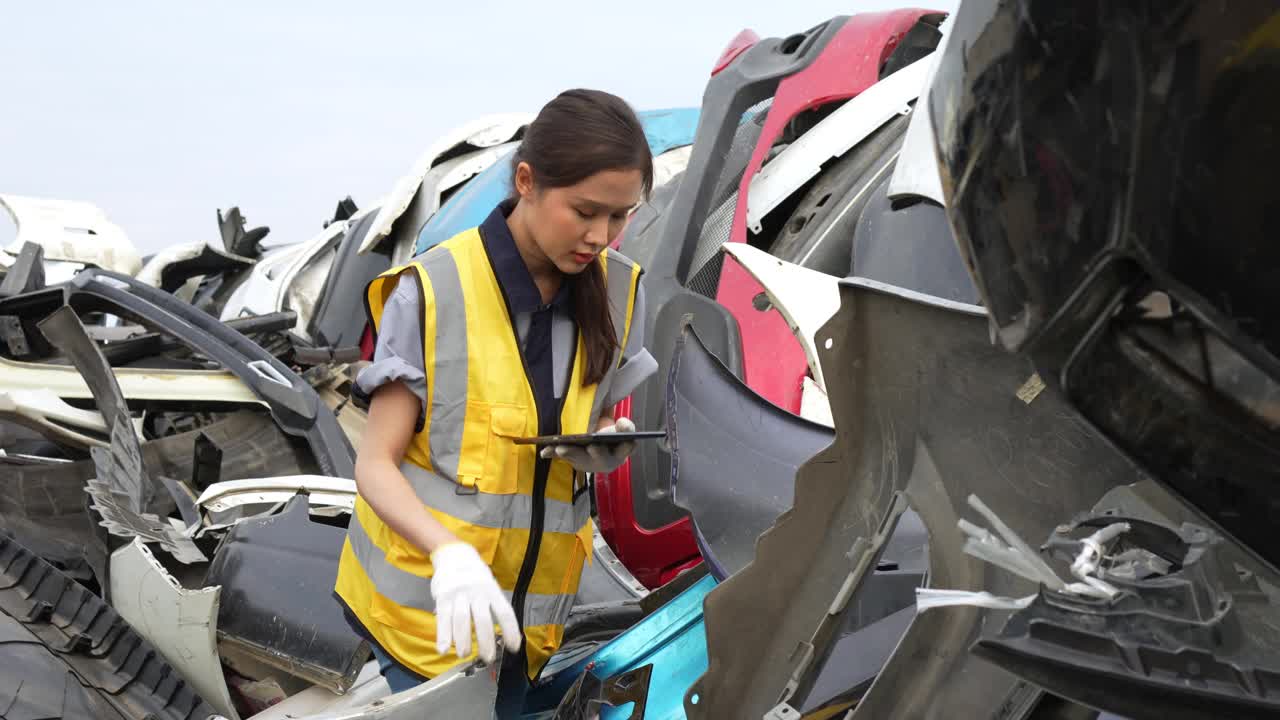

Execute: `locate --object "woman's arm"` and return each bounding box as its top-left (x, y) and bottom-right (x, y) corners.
top-left (355, 381), bottom-right (458, 555)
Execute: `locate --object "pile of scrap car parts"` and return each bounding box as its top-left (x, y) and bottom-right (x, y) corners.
top-left (683, 278), bottom-right (1143, 720)
top-left (9, 0), bottom-right (1272, 715)
top-left (0, 240), bottom-right (371, 716)
top-left (920, 0), bottom-right (1280, 717)
top-left (599, 8), bottom-right (953, 590)
top-left (0, 107), bottom-right (676, 718)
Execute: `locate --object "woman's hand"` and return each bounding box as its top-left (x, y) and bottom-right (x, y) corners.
top-left (538, 416), bottom-right (637, 473)
top-left (430, 542), bottom-right (523, 663)
top-left (357, 382), bottom-right (521, 664)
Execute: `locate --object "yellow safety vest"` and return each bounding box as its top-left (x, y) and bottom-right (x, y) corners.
top-left (334, 226), bottom-right (642, 680)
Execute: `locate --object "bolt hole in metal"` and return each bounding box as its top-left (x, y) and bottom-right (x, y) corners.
top-left (689, 693), bottom-right (700, 705)
top-left (753, 292), bottom-right (773, 312)
top-left (824, 337), bottom-right (834, 350)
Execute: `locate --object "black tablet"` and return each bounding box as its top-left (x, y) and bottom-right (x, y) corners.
top-left (512, 430), bottom-right (666, 447)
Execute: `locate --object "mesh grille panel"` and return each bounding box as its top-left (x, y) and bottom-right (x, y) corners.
top-left (683, 99), bottom-right (774, 295)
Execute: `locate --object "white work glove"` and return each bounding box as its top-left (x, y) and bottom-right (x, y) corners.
top-left (430, 542), bottom-right (522, 664)
top-left (538, 416), bottom-right (637, 473)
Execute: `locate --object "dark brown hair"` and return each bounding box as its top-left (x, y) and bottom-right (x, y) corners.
top-left (513, 89), bottom-right (653, 386)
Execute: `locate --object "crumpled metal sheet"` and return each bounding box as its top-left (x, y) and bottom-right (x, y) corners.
top-left (686, 279), bottom-right (1140, 719)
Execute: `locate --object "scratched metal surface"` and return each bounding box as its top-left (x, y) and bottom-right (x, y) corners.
top-left (687, 280), bottom-right (1140, 719)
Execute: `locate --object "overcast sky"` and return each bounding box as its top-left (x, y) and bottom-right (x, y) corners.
top-left (1, 1), bottom-right (956, 254)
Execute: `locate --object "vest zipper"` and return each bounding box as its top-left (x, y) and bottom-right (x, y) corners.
top-left (509, 319), bottom-right (574, 635)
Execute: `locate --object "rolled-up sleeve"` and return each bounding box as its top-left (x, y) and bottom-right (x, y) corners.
top-left (603, 281), bottom-right (658, 409)
top-left (354, 273), bottom-right (427, 411)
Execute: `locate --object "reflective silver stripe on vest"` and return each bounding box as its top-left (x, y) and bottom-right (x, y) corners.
top-left (400, 463), bottom-right (590, 535)
top-left (418, 249), bottom-right (468, 480)
top-left (590, 252), bottom-right (639, 423)
top-left (347, 512), bottom-right (578, 627)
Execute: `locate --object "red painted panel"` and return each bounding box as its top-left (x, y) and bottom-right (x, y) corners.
top-left (715, 9), bottom-right (938, 413)
top-left (711, 29), bottom-right (762, 77)
top-left (593, 397), bottom-right (701, 589)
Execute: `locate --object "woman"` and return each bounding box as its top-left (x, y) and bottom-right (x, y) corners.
top-left (334, 89), bottom-right (658, 694)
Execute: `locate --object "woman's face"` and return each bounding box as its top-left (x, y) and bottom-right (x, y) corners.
top-left (515, 162), bottom-right (644, 275)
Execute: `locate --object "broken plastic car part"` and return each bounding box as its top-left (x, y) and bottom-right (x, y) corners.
top-left (605, 24), bottom-right (858, 579)
top-left (196, 475), bottom-right (356, 517)
top-left (37, 305), bottom-right (205, 565)
top-left (0, 240), bottom-right (45, 298)
top-left (971, 482), bottom-right (1280, 719)
top-left (204, 493), bottom-right (368, 693)
top-left (0, 355), bottom-right (266, 408)
top-left (0, 388), bottom-right (144, 449)
top-left (110, 538), bottom-right (239, 719)
top-left (716, 10), bottom-right (944, 415)
top-left (686, 279), bottom-right (1142, 719)
top-left (525, 573), bottom-right (718, 720)
top-left (0, 193), bottom-right (142, 275)
top-left (58, 269), bottom-right (354, 477)
top-left (361, 112), bottom-right (533, 255)
top-left (929, 0), bottom-right (1280, 570)
top-left (0, 410), bottom-right (318, 594)
top-left (665, 321), bottom-right (833, 579)
top-left (413, 108), bottom-right (699, 255)
top-left (720, 243), bottom-right (840, 401)
top-left (218, 217), bottom-right (350, 326)
top-left (305, 209), bottom-right (389, 350)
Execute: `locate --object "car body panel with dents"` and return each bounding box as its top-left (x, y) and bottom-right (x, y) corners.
top-left (360, 113), bottom-right (534, 256)
top-left (0, 194), bottom-right (142, 275)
